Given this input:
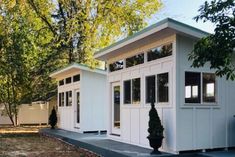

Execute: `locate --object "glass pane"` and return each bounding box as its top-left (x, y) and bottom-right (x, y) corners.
top-left (185, 72), bottom-right (201, 103)
top-left (66, 91), bottom-right (72, 106)
top-left (203, 73), bottom-right (216, 102)
top-left (109, 60), bottom-right (124, 72)
top-left (132, 78), bottom-right (141, 104)
top-left (73, 74), bottom-right (80, 82)
top-left (157, 73), bottom-right (169, 103)
top-left (77, 92), bottom-right (80, 123)
top-left (59, 93), bottom-right (61, 106)
top-left (146, 76), bottom-right (156, 103)
top-left (147, 43), bottom-right (172, 61)
top-left (113, 86), bottom-right (120, 128)
top-left (185, 86), bottom-right (191, 98)
top-left (65, 77), bottom-right (72, 84)
top-left (59, 80), bottom-right (64, 86)
top-left (124, 80), bottom-right (131, 104)
top-left (61, 93), bottom-right (64, 106)
top-left (126, 53), bottom-right (144, 68)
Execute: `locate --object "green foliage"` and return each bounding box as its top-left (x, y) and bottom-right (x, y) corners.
top-left (148, 100), bottom-right (164, 138)
top-left (189, 0), bottom-right (235, 80)
top-left (0, 0), bottom-right (162, 125)
top-left (49, 108), bottom-right (57, 129)
top-left (27, 0), bottom-right (162, 67)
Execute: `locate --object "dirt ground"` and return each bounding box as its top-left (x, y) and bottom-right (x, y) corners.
top-left (0, 126), bottom-right (99, 157)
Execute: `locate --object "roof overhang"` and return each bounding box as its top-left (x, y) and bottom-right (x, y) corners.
top-left (94, 18), bottom-right (210, 60)
top-left (50, 63), bottom-right (107, 80)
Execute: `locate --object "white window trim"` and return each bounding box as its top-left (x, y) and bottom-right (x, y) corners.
top-left (184, 71), bottom-right (218, 106)
top-left (144, 71), bottom-right (171, 107)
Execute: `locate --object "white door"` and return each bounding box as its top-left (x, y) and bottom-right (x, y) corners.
top-left (111, 82), bottom-right (121, 135)
top-left (74, 90), bottom-right (80, 128)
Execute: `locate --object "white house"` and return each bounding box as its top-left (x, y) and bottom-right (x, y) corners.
top-left (50, 63), bottom-right (107, 133)
top-left (94, 18), bottom-right (235, 153)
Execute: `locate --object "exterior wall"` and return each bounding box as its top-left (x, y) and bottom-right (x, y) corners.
top-left (57, 70), bottom-right (107, 133)
top-left (57, 72), bottom-right (80, 132)
top-left (18, 103), bottom-right (49, 125)
top-left (175, 34), bottom-right (235, 151)
top-left (106, 35), bottom-right (177, 153)
top-left (80, 70), bottom-right (108, 132)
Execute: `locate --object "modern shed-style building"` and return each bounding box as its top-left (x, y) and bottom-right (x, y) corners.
top-left (50, 63), bottom-right (107, 133)
top-left (94, 18), bottom-right (235, 153)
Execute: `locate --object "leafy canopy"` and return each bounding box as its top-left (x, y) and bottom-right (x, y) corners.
top-left (189, 0), bottom-right (235, 80)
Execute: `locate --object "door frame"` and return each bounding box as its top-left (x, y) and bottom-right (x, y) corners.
top-left (111, 82), bottom-right (121, 135)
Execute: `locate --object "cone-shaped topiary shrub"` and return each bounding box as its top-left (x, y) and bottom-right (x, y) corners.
top-left (148, 100), bottom-right (164, 137)
top-left (49, 107), bottom-right (57, 129)
top-left (147, 98), bottom-right (164, 154)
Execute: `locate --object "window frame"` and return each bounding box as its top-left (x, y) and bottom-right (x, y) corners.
top-left (123, 77), bottom-right (141, 105)
top-left (184, 71), bottom-right (217, 105)
top-left (66, 91), bottom-right (73, 107)
top-left (58, 92), bottom-right (65, 107)
top-left (145, 72), bottom-right (170, 106)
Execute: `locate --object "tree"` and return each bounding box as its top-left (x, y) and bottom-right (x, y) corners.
top-left (0, 0), bottom-right (162, 125)
top-left (189, 0), bottom-right (235, 80)
top-left (27, 0), bottom-right (162, 66)
top-left (0, 1), bottom-right (60, 125)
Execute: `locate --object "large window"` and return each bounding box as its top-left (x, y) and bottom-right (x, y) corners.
top-left (126, 53), bottom-right (144, 68)
top-left (146, 76), bottom-right (156, 103)
top-left (185, 72), bottom-right (216, 104)
top-left (59, 92), bottom-right (64, 107)
top-left (147, 43), bottom-right (172, 62)
top-left (157, 73), bottom-right (169, 103)
top-left (123, 78), bottom-right (141, 104)
top-left (109, 60), bottom-right (124, 72)
top-left (145, 73), bottom-right (169, 104)
top-left (185, 72), bottom-right (201, 103)
top-left (66, 91), bottom-right (72, 106)
top-left (203, 73), bottom-right (216, 103)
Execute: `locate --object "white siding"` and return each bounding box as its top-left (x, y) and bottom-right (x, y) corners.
top-left (80, 70), bottom-right (107, 132)
top-left (107, 35), bottom-right (177, 153)
top-left (175, 34), bottom-right (235, 151)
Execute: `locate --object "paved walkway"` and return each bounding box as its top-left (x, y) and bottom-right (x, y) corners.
top-left (40, 128), bottom-right (235, 157)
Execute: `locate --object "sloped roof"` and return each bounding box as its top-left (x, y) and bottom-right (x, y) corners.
top-left (94, 18), bottom-right (210, 60)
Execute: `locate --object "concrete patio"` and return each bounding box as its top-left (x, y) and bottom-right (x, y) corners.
top-left (40, 128), bottom-right (235, 157)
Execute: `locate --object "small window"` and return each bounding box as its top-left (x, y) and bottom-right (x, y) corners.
top-left (146, 76), bottom-right (156, 103)
top-left (59, 93), bottom-right (64, 107)
top-left (126, 53), bottom-right (144, 68)
top-left (59, 80), bottom-right (64, 86)
top-left (109, 60), bottom-right (124, 72)
top-left (147, 43), bottom-right (172, 62)
top-left (124, 80), bottom-right (131, 104)
top-left (66, 91), bottom-right (72, 106)
top-left (203, 73), bottom-right (216, 102)
top-left (185, 72), bottom-right (201, 103)
top-left (73, 74), bottom-right (80, 82)
top-left (65, 77), bottom-right (72, 84)
top-left (132, 78), bottom-right (141, 104)
top-left (157, 73), bottom-right (169, 103)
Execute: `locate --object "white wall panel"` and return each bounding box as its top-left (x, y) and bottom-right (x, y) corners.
top-left (130, 108), bottom-right (140, 144)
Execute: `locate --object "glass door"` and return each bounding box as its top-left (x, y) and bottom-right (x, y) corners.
top-left (111, 82), bottom-right (121, 135)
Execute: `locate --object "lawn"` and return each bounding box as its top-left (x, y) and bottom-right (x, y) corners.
top-left (0, 126), bottom-right (99, 157)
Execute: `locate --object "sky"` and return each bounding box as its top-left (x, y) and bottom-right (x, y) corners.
top-left (148, 0), bottom-right (215, 33)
